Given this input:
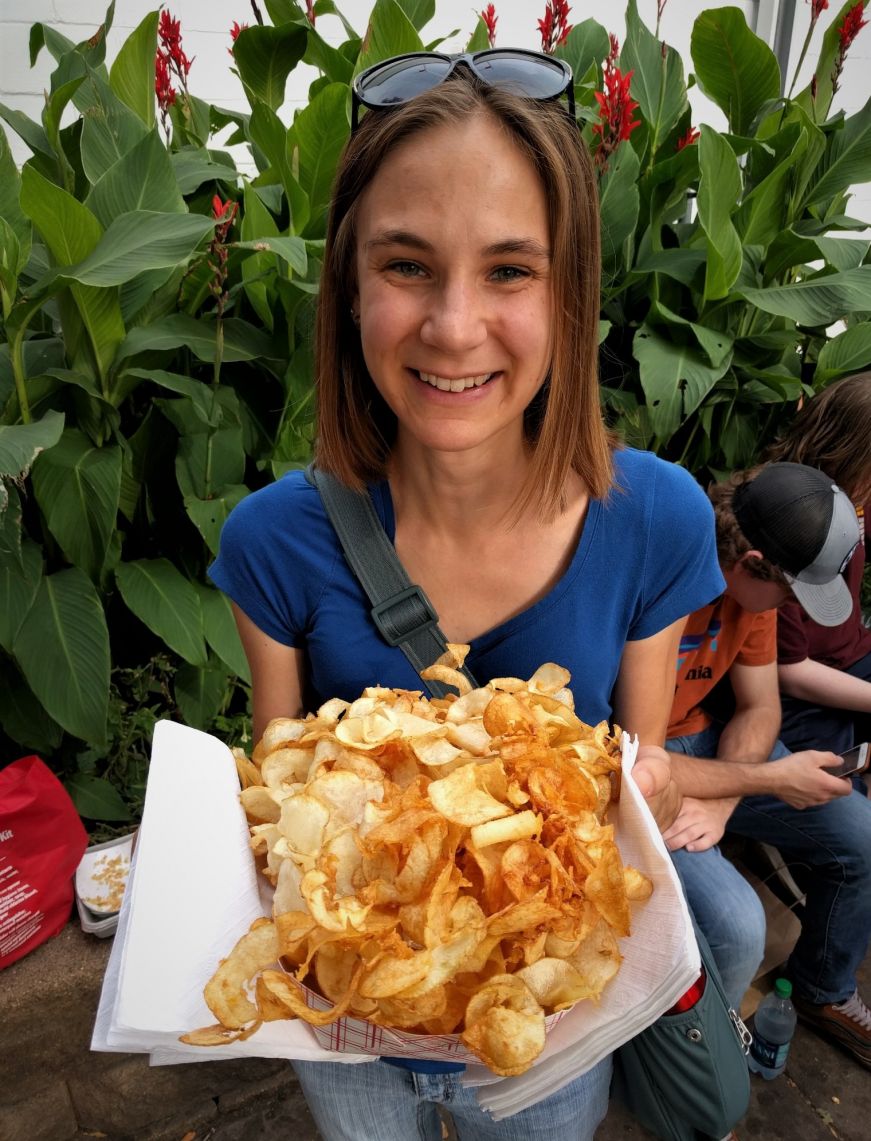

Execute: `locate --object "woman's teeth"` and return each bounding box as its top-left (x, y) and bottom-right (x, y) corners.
top-left (418, 371), bottom-right (493, 392)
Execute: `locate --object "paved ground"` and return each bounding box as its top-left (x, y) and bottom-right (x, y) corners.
top-left (162, 956), bottom-right (870, 1141)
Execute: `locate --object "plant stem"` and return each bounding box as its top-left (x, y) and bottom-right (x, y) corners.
top-left (788, 19), bottom-right (816, 100)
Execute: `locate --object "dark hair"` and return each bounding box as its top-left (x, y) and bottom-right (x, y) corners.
top-left (709, 470), bottom-right (787, 583)
top-left (765, 372), bottom-right (871, 500)
top-left (314, 69), bottom-right (614, 517)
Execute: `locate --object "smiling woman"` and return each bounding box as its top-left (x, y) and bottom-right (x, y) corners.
top-left (210, 54), bottom-right (725, 1141)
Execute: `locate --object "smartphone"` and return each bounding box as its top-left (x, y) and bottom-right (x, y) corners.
top-left (825, 742), bottom-right (870, 778)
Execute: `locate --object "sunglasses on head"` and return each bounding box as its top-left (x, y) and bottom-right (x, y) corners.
top-left (351, 49), bottom-right (576, 131)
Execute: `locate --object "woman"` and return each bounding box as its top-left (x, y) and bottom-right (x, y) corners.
top-left (212, 51), bottom-right (724, 1141)
top-left (765, 372), bottom-right (871, 756)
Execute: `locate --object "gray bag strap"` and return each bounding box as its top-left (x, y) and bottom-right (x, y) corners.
top-left (306, 464), bottom-right (478, 698)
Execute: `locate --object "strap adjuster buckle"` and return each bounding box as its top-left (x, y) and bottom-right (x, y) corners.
top-left (371, 585), bottom-right (438, 647)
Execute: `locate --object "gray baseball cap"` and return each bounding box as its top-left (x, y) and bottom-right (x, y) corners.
top-left (732, 462), bottom-right (860, 627)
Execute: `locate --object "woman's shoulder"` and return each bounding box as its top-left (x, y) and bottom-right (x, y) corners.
top-left (609, 447), bottom-right (711, 516)
top-left (218, 469), bottom-right (341, 564)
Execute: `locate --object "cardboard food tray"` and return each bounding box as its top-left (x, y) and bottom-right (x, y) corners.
top-left (93, 720), bottom-right (699, 1113)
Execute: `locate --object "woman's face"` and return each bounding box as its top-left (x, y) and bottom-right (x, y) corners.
top-left (353, 113), bottom-right (553, 458)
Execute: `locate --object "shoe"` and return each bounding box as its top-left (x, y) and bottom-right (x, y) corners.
top-left (793, 989), bottom-right (871, 1069)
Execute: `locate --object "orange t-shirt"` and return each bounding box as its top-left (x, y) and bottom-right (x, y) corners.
top-left (667, 595), bottom-right (777, 737)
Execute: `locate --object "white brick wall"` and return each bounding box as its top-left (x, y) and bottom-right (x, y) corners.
top-left (0, 0), bottom-right (867, 221)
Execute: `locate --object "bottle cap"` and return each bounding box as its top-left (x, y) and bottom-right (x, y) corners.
top-left (774, 978), bottom-right (793, 998)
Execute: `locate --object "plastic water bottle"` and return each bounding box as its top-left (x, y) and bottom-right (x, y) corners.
top-left (748, 978), bottom-right (797, 1079)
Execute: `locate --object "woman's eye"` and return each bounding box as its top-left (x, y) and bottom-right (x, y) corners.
top-left (490, 265), bottom-right (528, 283)
top-left (387, 260), bottom-right (425, 277)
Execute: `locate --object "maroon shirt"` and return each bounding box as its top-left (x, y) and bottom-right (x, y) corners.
top-left (777, 504), bottom-right (871, 669)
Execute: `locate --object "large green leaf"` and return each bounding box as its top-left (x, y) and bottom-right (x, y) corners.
top-left (30, 428), bottom-right (121, 580)
top-left (109, 9), bottom-right (158, 127)
top-left (175, 661), bottom-right (229, 730)
top-left (247, 103), bottom-right (310, 234)
top-left (66, 774), bottom-right (131, 821)
top-left (816, 323), bottom-right (871, 381)
top-left (633, 324), bottom-right (732, 439)
top-left (0, 658), bottom-right (63, 754)
top-left (599, 141), bottom-right (641, 263)
top-left (740, 268), bottom-right (871, 325)
top-left (170, 149), bottom-right (239, 195)
top-left (118, 314), bottom-right (280, 363)
top-left (396, 0), bottom-right (434, 30)
top-left (622, 0), bottom-right (687, 161)
top-left (736, 129), bottom-right (807, 247)
top-left (78, 71), bottom-right (149, 185)
top-left (239, 183), bottom-right (280, 331)
top-left (292, 83), bottom-right (349, 235)
top-left (60, 211), bottom-right (214, 287)
top-left (19, 165), bottom-right (126, 383)
top-left (124, 367), bottom-right (221, 426)
top-left (697, 127), bottom-right (742, 302)
top-left (86, 130), bottom-right (185, 228)
top-left (235, 236), bottom-right (308, 276)
top-left (184, 485), bottom-right (249, 556)
top-left (0, 127), bottom-right (30, 249)
top-left (196, 582), bottom-right (252, 683)
top-left (0, 539), bottom-right (42, 652)
top-left (13, 566), bottom-right (110, 745)
top-left (0, 103), bottom-right (55, 163)
top-left (556, 20), bottom-right (610, 82)
top-left (115, 558), bottom-right (207, 666)
top-left (805, 97), bottom-right (871, 210)
top-left (233, 23), bottom-right (308, 111)
top-left (690, 7), bottom-right (780, 136)
top-left (0, 409), bottom-right (65, 485)
top-left (355, 0), bottom-right (423, 77)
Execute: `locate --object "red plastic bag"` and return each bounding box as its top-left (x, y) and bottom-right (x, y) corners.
top-left (0, 755), bottom-right (88, 968)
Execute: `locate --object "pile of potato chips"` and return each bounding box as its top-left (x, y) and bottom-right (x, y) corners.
top-left (183, 649), bottom-right (652, 1076)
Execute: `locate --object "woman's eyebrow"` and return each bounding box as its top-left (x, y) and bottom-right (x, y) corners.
top-left (365, 232), bottom-right (551, 259)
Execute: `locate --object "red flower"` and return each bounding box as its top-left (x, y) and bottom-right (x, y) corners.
top-left (832, 2), bottom-right (867, 95)
top-left (158, 8), bottom-right (192, 86)
top-left (592, 61), bottom-right (640, 170)
top-left (675, 126), bottom-right (700, 152)
top-left (538, 1), bottom-right (573, 55)
top-left (809, 0), bottom-right (829, 22)
top-left (154, 52), bottom-right (176, 112)
top-left (838, 2), bottom-right (868, 49)
top-left (229, 21), bottom-right (248, 56)
top-left (481, 4), bottom-right (498, 48)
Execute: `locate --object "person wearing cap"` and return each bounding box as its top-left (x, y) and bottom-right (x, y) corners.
top-left (663, 463), bottom-right (871, 1070)
top-left (764, 372), bottom-right (871, 758)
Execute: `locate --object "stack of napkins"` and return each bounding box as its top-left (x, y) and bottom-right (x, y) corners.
top-left (93, 721), bottom-right (698, 1117)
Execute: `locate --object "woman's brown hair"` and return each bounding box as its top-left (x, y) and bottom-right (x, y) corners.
top-left (314, 69), bottom-right (613, 517)
top-left (765, 372), bottom-right (871, 500)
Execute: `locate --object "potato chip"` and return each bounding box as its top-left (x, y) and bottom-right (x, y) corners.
top-left (187, 658), bottom-right (652, 1077)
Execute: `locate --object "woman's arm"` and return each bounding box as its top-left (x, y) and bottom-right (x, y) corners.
top-left (232, 602), bottom-right (306, 741)
top-left (778, 655), bottom-right (871, 712)
top-left (612, 617), bottom-right (685, 829)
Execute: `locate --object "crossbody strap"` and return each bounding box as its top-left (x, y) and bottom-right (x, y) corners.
top-left (306, 464), bottom-right (479, 697)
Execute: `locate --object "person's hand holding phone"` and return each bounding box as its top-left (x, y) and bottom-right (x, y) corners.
top-left (766, 750), bottom-right (854, 809)
top-left (823, 742), bottom-right (870, 779)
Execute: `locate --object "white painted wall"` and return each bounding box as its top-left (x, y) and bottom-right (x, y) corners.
top-left (0, 0), bottom-right (868, 220)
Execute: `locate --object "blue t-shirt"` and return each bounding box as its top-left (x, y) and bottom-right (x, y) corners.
top-left (211, 447), bottom-right (724, 726)
top-left (210, 447), bottom-right (723, 1073)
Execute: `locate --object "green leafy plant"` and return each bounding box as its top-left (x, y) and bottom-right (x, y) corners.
top-left (1, 0), bottom-right (869, 823)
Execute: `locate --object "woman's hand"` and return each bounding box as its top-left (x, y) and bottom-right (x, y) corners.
top-left (633, 744), bottom-right (682, 832)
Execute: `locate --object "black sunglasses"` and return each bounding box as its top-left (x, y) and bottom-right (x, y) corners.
top-left (351, 49), bottom-right (576, 131)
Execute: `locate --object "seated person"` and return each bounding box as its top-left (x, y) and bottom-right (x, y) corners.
top-left (764, 373), bottom-right (871, 755)
top-left (664, 463), bottom-right (871, 1070)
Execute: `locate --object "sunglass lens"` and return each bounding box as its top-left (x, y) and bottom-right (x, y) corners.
top-left (475, 53), bottom-right (568, 99)
top-left (360, 57), bottom-right (453, 107)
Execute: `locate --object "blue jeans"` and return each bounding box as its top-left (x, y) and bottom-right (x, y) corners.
top-left (291, 1056), bottom-right (612, 1140)
top-left (668, 725), bottom-right (871, 1006)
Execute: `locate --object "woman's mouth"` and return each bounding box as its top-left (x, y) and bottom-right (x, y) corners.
top-left (415, 370), bottom-right (495, 392)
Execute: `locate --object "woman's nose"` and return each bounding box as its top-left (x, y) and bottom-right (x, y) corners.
top-left (419, 279), bottom-right (487, 353)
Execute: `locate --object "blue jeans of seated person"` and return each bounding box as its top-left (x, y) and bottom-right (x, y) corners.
top-left (667, 725), bottom-right (871, 1008)
top-left (291, 1056), bottom-right (611, 1141)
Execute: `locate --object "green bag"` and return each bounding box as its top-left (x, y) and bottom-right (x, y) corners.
top-left (611, 916), bottom-right (752, 1141)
